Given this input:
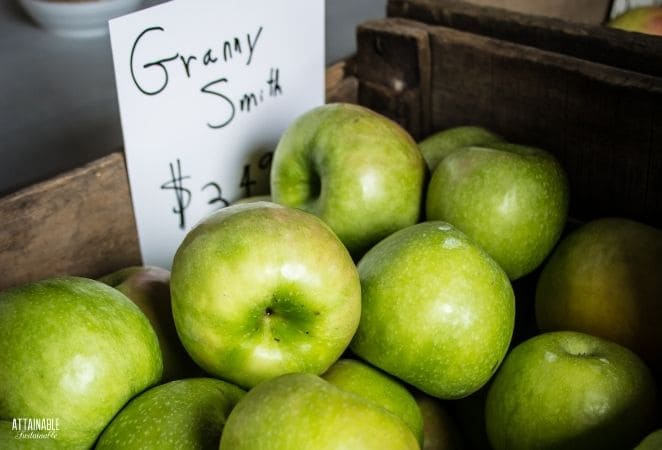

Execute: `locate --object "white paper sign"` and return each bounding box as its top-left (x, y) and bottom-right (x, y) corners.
top-left (109, 0), bottom-right (325, 268)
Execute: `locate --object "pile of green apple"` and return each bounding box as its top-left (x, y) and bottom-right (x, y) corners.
top-left (1, 103), bottom-right (661, 450)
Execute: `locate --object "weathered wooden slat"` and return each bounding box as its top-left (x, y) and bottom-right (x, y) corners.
top-left (356, 18), bottom-right (432, 140)
top-left (356, 17), bottom-right (662, 227)
top-left (325, 58), bottom-right (359, 104)
top-left (0, 153), bottom-right (141, 290)
top-left (387, 0), bottom-right (662, 78)
top-left (450, 0), bottom-right (612, 24)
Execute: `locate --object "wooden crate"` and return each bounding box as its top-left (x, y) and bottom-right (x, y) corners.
top-left (356, 0), bottom-right (662, 229)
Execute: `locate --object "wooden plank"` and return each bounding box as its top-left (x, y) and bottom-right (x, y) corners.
top-left (356, 18), bottom-right (432, 139)
top-left (0, 153), bottom-right (141, 291)
top-left (325, 59), bottom-right (359, 104)
top-left (387, 0), bottom-right (662, 78)
top-left (460, 0), bottom-right (612, 24)
top-left (0, 64), bottom-right (358, 291)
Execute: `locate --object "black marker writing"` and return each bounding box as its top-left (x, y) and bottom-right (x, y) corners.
top-left (130, 25), bottom-right (264, 94)
top-left (160, 159), bottom-right (191, 229)
top-left (129, 26), bottom-right (279, 130)
top-left (130, 27), bottom-right (178, 96)
top-left (202, 68), bottom-right (283, 130)
top-left (240, 165), bottom-right (257, 197)
top-left (202, 182), bottom-right (230, 207)
top-left (246, 26), bottom-right (263, 65)
top-left (240, 151), bottom-right (273, 197)
top-left (201, 77), bottom-right (235, 129)
top-left (267, 68), bottom-right (282, 97)
top-left (159, 152), bottom-right (271, 230)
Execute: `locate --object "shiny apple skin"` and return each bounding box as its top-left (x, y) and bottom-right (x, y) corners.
top-left (485, 331), bottom-right (660, 450)
top-left (170, 202), bottom-right (361, 389)
top-left (426, 143), bottom-right (569, 280)
top-left (270, 103), bottom-right (426, 258)
top-left (0, 277), bottom-right (162, 449)
top-left (351, 221), bottom-right (515, 400)
top-left (323, 358), bottom-right (424, 445)
top-left (96, 378), bottom-right (244, 450)
top-left (219, 373), bottom-right (420, 450)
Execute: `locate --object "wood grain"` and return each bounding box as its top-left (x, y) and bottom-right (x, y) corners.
top-left (325, 58), bottom-right (359, 104)
top-left (457, 0), bottom-right (612, 24)
top-left (0, 153), bottom-right (141, 290)
top-left (356, 18), bottom-right (432, 140)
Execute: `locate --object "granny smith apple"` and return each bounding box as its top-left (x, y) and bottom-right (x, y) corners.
top-left (485, 331), bottom-right (660, 450)
top-left (219, 373), bottom-right (419, 450)
top-left (170, 201), bottom-right (361, 389)
top-left (418, 125), bottom-right (502, 172)
top-left (96, 378), bottom-right (244, 450)
top-left (636, 429), bottom-right (662, 450)
top-left (322, 358), bottom-right (424, 445)
top-left (414, 392), bottom-right (465, 450)
top-left (100, 265), bottom-right (201, 381)
top-left (351, 221), bottom-right (515, 399)
top-left (609, 6), bottom-right (662, 36)
top-left (0, 277), bottom-right (162, 449)
top-left (270, 103), bottom-right (426, 257)
top-left (536, 217), bottom-right (662, 377)
top-left (426, 142), bottom-right (569, 280)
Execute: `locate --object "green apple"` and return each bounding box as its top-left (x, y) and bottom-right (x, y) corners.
top-left (322, 358), bottom-right (424, 445)
top-left (96, 378), bottom-right (244, 450)
top-left (536, 218), bottom-right (662, 376)
top-left (170, 201), bottom-right (361, 389)
top-left (418, 125), bottom-right (502, 172)
top-left (219, 373), bottom-right (419, 449)
top-left (0, 277), bottom-right (162, 449)
top-left (426, 142), bottom-right (569, 280)
top-left (270, 102), bottom-right (426, 257)
top-left (636, 429), bottom-right (662, 450)
top-left (485, 331), bottom-right (660, 450)
top-left (609, 6), bottom-right (662, 36)
top-left (351, 221), bottom-right (515, 399)
top-left (414, 392), bottom-right (465, 450)
top-left (100, 265), bottom-right (201, 381)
